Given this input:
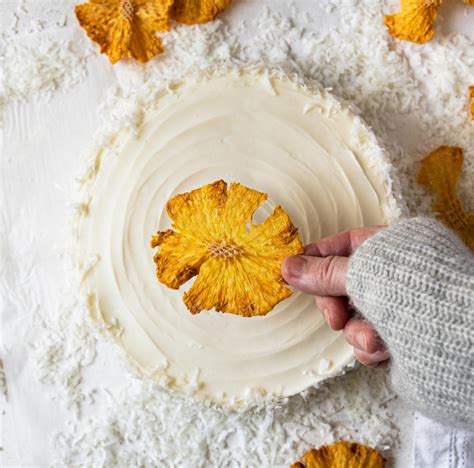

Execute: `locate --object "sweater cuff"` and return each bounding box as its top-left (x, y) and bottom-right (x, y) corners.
top-left (346, 217), bottom-right (473, 429)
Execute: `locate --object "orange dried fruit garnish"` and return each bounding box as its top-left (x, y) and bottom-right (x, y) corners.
top-left (151, 180), bottom-right (304, 316)
top-left (291, 441), bottom-right (384, 468)
top-left (384, 0), bottom-right (474, 44)
top-left (75, 0), bottom-right (174, 64)
top-left (384, 0), bottom-right (442, 44)
top-left (75, 0), bottom-right (233, 63)
top-left (418, 146), bottom-right (474, 250)
top-left (171, 0), bottom-right (233, 24)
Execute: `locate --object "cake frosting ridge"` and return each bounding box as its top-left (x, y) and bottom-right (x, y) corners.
top-left (76, 70), bottom-right (400, 406)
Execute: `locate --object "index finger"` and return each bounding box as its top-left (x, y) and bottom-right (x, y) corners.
top-left (304, 226), bottom-right (384, 257)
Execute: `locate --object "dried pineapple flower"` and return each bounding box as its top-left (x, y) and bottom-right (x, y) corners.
top-left (418, 146), bottom-right (474, 250)
top-left (75, 0), bottom-right (174, 64)
top-left (470, 86), bottom-right (474, 120)
top-left (151, 180), bottom-right (304, 317)
top-left (171, 0), bottom-right (233, 24)
top-left (384, 0), bottom-right (442, 44)
top-left (385, 0), bottom-right (474, 44)
top-left (291, 441), bottom-right (384, 468)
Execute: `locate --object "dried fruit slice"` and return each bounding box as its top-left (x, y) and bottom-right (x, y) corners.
top-left (384, 0), bottom-right (474, 43)
top-left (151, 180), bottom-right (304, 316)
top-left (75, 0), bottom-right (174, 64)
top-left (291, 441), bottom-right (384, 468)
top-left (418, 146), bottom-right (474, 250)
top-left (171, 0), bottom-right (232, 24)
top-left (384, 0), bottom-right (442, 44)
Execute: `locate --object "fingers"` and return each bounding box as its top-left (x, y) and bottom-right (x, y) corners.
top-left (304, 226), bottom-right (383, 257)
top-left (314, 296), bottom-right (350, 331)
top-left (354, 349), bottom-right (390, 368)
top-left (282, 255), bottom-right (348, 296)
top-left (282, 226), bottom-right (389, 370)
top-left (344, 318), bottom-right (382, 354)
top-left (344, 318), bottom-right (390, 367)
top-left (283, 226), bottom-right (384, 296)
top-left (316, 305), bottom-right (390, 367)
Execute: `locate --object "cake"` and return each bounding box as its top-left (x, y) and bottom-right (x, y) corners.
top-left (76, 70), bottom-right (400, 406)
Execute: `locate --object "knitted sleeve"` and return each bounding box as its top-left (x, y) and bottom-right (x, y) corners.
top-left (346, 218), bottom-right (473, 429)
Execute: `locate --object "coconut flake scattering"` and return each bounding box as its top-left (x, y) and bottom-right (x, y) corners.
top-left (51, 366), bottom-right (399, 467)
top-left (0, 3), bottom-right (91, 118)
top-left (2, 0), bottom-right (473, 466)
top-left (0, 37), bottom-right (90, 104)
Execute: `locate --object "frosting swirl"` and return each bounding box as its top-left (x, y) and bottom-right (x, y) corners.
top-left (77, 72), bottom-right (398, 406)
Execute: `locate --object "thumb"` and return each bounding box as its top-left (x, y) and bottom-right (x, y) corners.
top-left (282, 255), bottom-right (348, 296)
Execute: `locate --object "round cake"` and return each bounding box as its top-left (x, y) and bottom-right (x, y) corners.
top-left (77, 70), bottom-right (399, 406)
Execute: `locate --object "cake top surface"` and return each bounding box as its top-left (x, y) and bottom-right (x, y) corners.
top-left (77, 71), bottom-right (397, 406)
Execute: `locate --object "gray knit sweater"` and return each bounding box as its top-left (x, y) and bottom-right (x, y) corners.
top-left (346, 218), bottom-right (473, 429)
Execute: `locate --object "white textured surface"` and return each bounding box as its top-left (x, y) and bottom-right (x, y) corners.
top-left (1, 0), bottom-right (473, 466)
top-left (413, 412), bottom-right (474, 467)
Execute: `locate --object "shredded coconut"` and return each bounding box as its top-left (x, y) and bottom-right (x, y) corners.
top-left (0, 5), bottom-right (91, 120)
top-left (2, 0), bottom-right (473, 466)
top-left (0, 38), bottom-right (90, 105)
top-left (50, 366), bottom-right (400, 467)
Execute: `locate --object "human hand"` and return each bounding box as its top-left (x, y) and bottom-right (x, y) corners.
top-left (282, 227), bottom-right (390, 368)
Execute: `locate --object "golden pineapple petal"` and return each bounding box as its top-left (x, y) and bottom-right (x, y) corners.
top-left (75, 0), bottom-right (173, 64)
top-left (384, 0), bottom-right (441, 44)
top-left (151, 230), bottom-right (209, 290)
top-left (151, 180), bottom-right (304, 316)
top-left (293, 441), bottom-right (384, 468)
top-left (171, 0), bottom-right (233, 24)
top-left (135, 0), bottom-right (173, 31)
top-left (418, 146), bottom-right (474, 250)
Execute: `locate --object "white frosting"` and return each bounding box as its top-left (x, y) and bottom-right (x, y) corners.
top-left (77, 72), bottom-right (396, 406)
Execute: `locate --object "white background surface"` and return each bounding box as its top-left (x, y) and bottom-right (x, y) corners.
top-left (1, 0), bottom-right (473, 466)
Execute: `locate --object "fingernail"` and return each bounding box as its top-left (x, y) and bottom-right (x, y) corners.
top-left (354, 331), bottom-right (368, 351)
top-left (322, 308), bottom-right (331, 324)
top-left (284, 255), bottom-right (306, 278)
